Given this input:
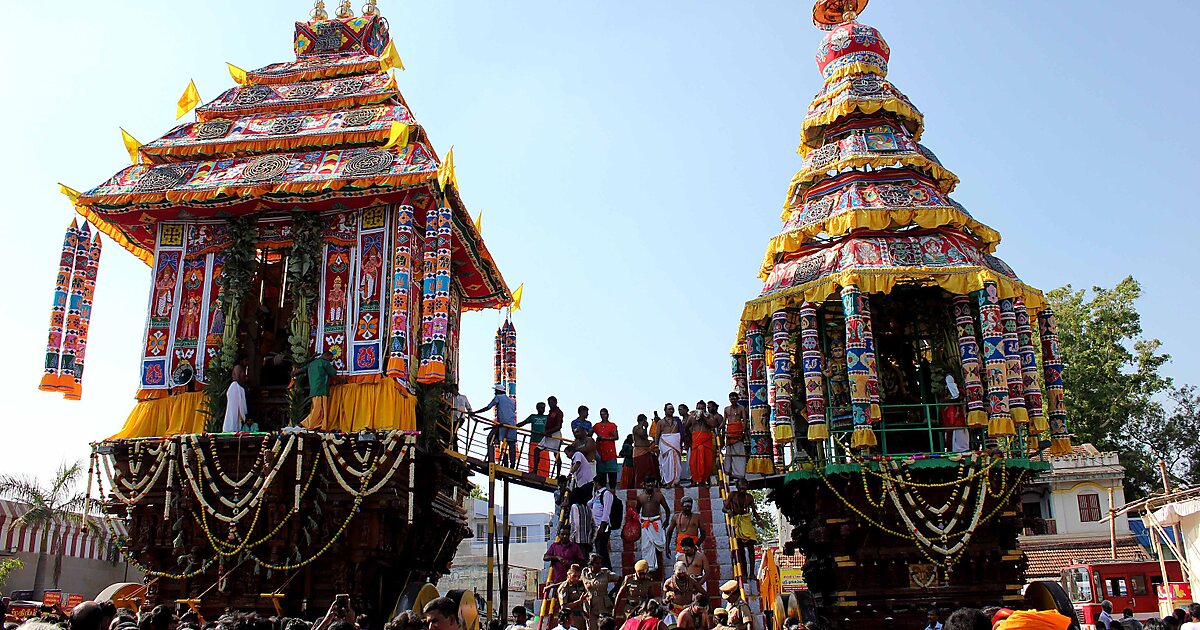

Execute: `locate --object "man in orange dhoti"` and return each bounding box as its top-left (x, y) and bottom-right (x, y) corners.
top-left (685, 400), bottom-right (719, 486)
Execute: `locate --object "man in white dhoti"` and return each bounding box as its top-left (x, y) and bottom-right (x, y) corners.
top-left (222, 360), bottom-right (248, 433)
top-left (655, 404), bottom-right (683, 488)
top-left (635, 476), bottom-right (671, 573)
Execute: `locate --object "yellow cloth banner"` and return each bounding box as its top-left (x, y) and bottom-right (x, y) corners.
top-left (108, 380), bottom-right (415, 439)
top-left (176, 79), bottom-right (201, 120)
top-left (381, 121), bottom-right (410, 150)
top-left (119, 128), bottom-right (141, 163)
top-left (437, 146), bottom-right (457, 191)
top-left (510, 283), bottom-right (524, 311)
top-left (474, 211), bottom-right (482, 232)
top-left (227, 62), bottom-right (248, 85)
top-left (380, 41), bottom-right (405, 72)
top-left (58, 183), bottom-right (81, 204)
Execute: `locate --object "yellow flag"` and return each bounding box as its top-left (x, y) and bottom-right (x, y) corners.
top-left (120, 128), bottom-right (142, 163)
top-left (176, 79), bottom-right (201, 119)
top-left (510, 283), bottom-right (524, 311)
top-left (474, 211), bottom-right (482, 232)
top-left (381, 122), bottom-right (410, 150)
top-left (385, 71), bottom-right (398, 92)
top-left (58, 183), bottom-right (82, 205)
top-left (381, 40), bottom-right (405, 71)
top-left (437, 146), bottom-right (457, 191)
top-left (227, 62), bottom-right (248, 85)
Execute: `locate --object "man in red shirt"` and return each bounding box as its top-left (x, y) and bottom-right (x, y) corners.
top-left (593, 408), bottom-right (620, 488)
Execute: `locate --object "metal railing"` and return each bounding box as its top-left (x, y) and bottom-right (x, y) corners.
top-left (452, 411), bottom-right (564, 480)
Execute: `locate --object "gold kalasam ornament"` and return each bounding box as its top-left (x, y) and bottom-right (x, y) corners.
top-left (336, 0), bottom-right (354, 19)
top-left (812, 0), bottom-right (868, 27)
top-left (311, 1), bottom-right (328, 21)
top-left (361, 0), bottom-right (379, 16)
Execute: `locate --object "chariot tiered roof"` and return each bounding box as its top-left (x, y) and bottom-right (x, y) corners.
top-left (76, 12), bottom-right (510, 309)
top-left (744, 17), bottom-right (1044, 322)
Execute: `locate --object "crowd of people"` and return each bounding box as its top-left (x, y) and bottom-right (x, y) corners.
top-left (920, 601), bottom-right (1200, 630)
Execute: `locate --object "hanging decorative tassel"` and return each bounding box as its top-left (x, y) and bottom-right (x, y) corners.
top-left (799, 303), bottom-right (828, 440)
top-left (386, 205), bottom-right (416, 387)
top-left (842, 285), bottom-right (876, 448)
top-left (416, 206), bottom-right (452, 384)
top-left (976, 282), bottom-right (1013, 437)
top-left (1015, 299), bottom-right (1047, 435)
top-left (39, 221), bottom-right (81, 393)
top-left (1038, 307), bottom-right (1072, 455)
top-left (64, 233), bottom-right (102, 400)
top-left (859, 294), bottom-right (882, 423)
top-left (951, 296), bottom-right (988, 428)
top-left (744, 320), bottom-right (774, 473)
top-left (502, 320), bottom-right (517, 400)
top-left (999, 298), bottom-right (1028, 425)
top-left (59, 223), bottom-right (92, 399)
top-left (769, 310), bottom-right (795, 443)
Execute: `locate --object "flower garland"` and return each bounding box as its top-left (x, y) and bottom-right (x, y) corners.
top-left (830, 433), bottom-right (1002, 488)
top-left (100, 443), bottom-right (170, 505)
top-left (204, 452), bottom-right (321, 552)
top-left (319, 432), bottom-right (412, 497)
top-left (179, 434), bottom-right (296, 523)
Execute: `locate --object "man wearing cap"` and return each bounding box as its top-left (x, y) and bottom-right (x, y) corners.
top-left (712, 607), bottom-right (733, 630)
top-left (720, 581), bottom-right (756, 630)
top-left (476, 384), bottom-right (518, 468)
top-left (613, 560), bottom-right (654, 619)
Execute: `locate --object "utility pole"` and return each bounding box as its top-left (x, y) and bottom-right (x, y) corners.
top-left (487, 463), bottom-right (497, 623)
top-left (1107, 486), bottom-right (1116, 560)
top-left (500, 478), bottom-right (511, 625)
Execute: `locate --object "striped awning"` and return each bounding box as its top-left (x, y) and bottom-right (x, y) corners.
top-left (0, 500), bottom-right (126, 562)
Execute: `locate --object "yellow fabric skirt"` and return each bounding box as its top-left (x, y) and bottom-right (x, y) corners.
top-left (108, 380), bottom-right (416, 439)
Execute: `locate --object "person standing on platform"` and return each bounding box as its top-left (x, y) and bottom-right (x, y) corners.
top-left (589, 478), bottom-right (615, 568)
top-left (300, 350), bottom-right (336, 431)
top-left (519, 401), bottom-right (549, 474)
top-left (568, 425), bottom-right (598, 504)
top-left (451, 387), bottom-right (472, 450)
top-left (476, 384), bottom-right (518, 468)
top-left (655, 405), bottom-right (683, 488)
top-left (594, 408), bottom-right (620, 488)
top-left (632, 414), bottom-right (657, 488)
top-left (544, 396), bottom-right (566, 475)
top-left (635, 476), bottom-right (672, 573)
top-left (573, 405), bottom-right (594, 437)
top-left (667, 496), bottom-right (707, 556)
top-left (941, 376), bottom-right (969, 453)
top-left (619, 434), bottom-right (635, 489)
top-left (685, 402), bottom-right (719, 486)
top-left (722, 393), bottom-right (748, 481)
top-left (223, 357), bottom-right (250, 432)
top-left (706, 401), bottom-right (723, 473)
top-left (725, 479), bottom-right (760, 581)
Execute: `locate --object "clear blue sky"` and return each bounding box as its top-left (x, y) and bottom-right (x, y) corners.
top-left (1, 1), bottom-right (1196, 513)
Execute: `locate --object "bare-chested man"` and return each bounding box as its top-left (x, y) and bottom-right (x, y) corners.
top-left (636, 476), bottom-right (671, 573)
top-left (613, 559), bottom-right (653, 619)
top-left (685, 401), bottom-right (720, 486)
top-left (676, 593), bottom-right (711, 630)
top-left (655, 404), bottom-right (683, 487)
top-left (677, 536), bottom-right (709, 584)
top-left (666, 496), bottom-right (707, 556)
top-left (706, 401), bottom-right (724, 476)
top-left (662, 561), bottom-right (705, 618)
top-left (722, 392), bottom-right (748, 481)
top-left (631, 414), bottom-right (657, 488)
top-left (724, 478), bottom-right (759, 580)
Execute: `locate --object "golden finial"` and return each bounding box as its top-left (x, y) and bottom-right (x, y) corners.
top-left (311, 0), bottom-right (328, 21)
top-left (361, 0), bottom-right (379, 16)
top-left (813, 0), bottom-right (868, 28)
top-left (336, 0), bottom-right (355, 19)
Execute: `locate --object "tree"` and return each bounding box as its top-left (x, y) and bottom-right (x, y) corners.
top-left (1047, 277), bottom-right (1194, 497)
top-left (0, 461), bottom-right (92, 596)
top-left (750, 489), bottom-right (779, 543)
top-left (0, 557), bottom-right (24, 590)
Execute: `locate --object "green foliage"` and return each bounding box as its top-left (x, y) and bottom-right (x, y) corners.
top-left (0, 557), bottom-right (23, 589)
top-left (285, 212), bottom-right (325, 424)
top-left (202, 217), bottom-right (259, 431)
top-left (0, 461), bottom-right (92, 590)
top-left (1047, 276), bottom-right (1197, 497)
top-left (468, 486), bottom-right (487, 501)
top-left (750, 489), bottom-right (778, 543)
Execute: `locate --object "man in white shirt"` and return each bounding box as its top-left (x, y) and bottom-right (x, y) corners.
top-left (550, 611), bottom-right (576, 630)
top-left (1182, 603), bottom-right (1200, 630)
top-left (451, 389), bottom-right (471, 451)
top-left (503, 606), bottom-right (529, 630)
top-left (589, 478), bottom-right (614, 568)
top-left (1097, 600), bottom-right (1114, 630)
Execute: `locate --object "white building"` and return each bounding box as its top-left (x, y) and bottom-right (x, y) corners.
top-left (441, 498), bottom-right (554, 614)
top-left (1019, 445), bottom-right (1149, 580)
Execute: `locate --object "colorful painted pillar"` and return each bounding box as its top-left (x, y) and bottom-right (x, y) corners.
top-left (841, 285), bottom-right (877, 448)
top-left (976, 281), bottom-right (1013, 437)
top-left (770, 309), bottom-right (795, 444)
top-left (65, 233), bottom-right (102, 400)
top-left (859, 293), bottom-right (882, 423)
top-left (1014, 298), bottom-right (1047, 440)
top-left (799, 302), bottom-right (828, 440)
top-left (386, 205), bottom-right (416, 388)
top-left (39, 220), bottom-right (81, 393)
top-left (999, 298), bottom-right (1028, 426)
top-left (951, 295), bottom-right (987, 428)
top-left (417, 206), bottom-right (453, 384)
top-left (744, 319), bottom-right (774, 474)
top-left (1037, 307), bottom-right (1072, 455)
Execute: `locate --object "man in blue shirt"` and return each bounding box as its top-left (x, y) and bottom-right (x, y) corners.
top-left (477, 384), bottom-right (518, 467)
top-left (571, 405), bottom-right (593, 437)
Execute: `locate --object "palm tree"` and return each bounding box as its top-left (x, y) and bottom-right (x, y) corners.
top-left (0, 461), bottom-right (93, 596)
